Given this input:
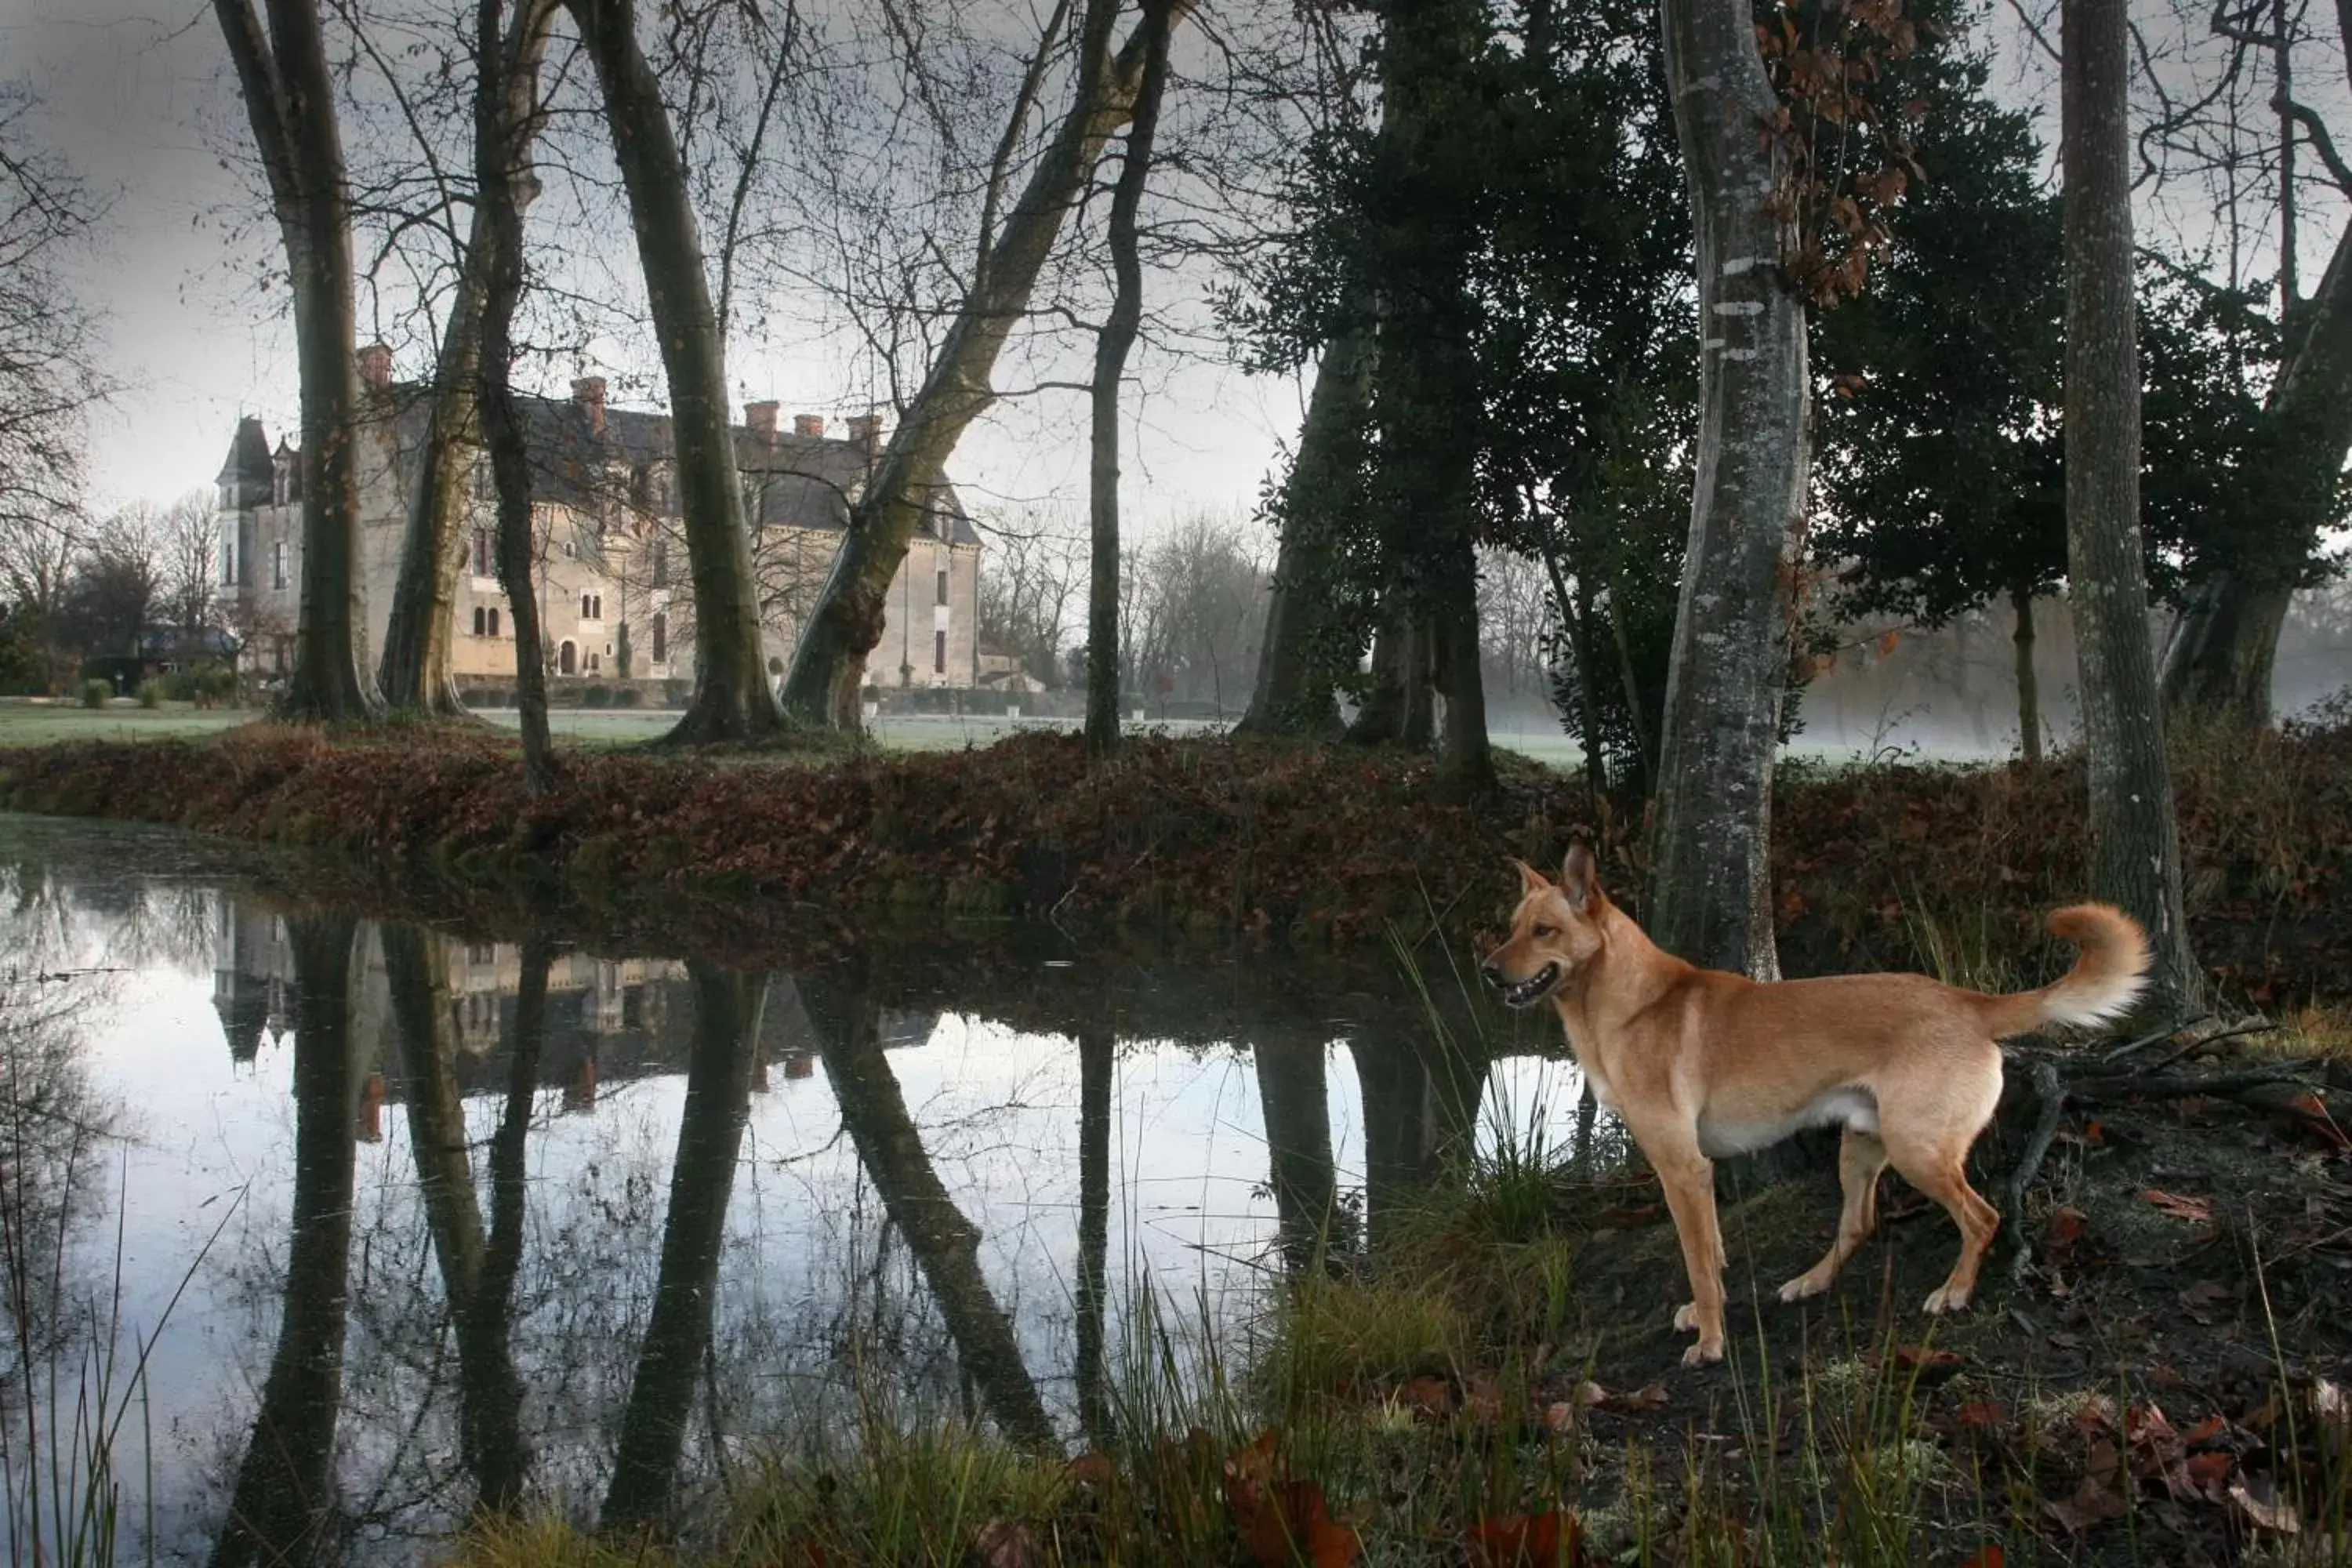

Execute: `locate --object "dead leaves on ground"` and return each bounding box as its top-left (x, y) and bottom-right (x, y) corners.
top-left (1222, 1432), bottom-right (1361, 1568)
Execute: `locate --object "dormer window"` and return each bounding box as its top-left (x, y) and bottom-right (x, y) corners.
top-left (271, 466), bottom-right (289, 507)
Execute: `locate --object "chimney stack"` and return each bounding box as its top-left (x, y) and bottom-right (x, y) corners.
top-left (744, 401), bottom-right (780, 441)
top-left (847, 413), bottom-right (883, 457)
top-left (356, 343), bottom-right (393, 394)
top-left (572, 376), bottom-right (608, 437)
top-left (793, 413), bottom-right (826, 438)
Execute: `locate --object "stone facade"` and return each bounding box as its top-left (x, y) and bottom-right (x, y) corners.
top-left (212, 350), bottom-right (984, 695)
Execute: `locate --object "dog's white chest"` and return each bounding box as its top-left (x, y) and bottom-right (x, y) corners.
top-left (1696, 1087), bottom-right (1878, 1160)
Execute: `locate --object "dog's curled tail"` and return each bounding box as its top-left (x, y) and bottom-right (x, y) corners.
top-left (1975, 903), bottom-right (2152, 1038)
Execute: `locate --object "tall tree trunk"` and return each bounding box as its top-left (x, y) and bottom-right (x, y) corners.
top-left (1542, 548), bottom-right (1609, 803)
top-left (1085, 0), bottom-right (1176, 759)
top-left (378, 243), bottom-right (485, 717)
top-left (2061, 0), bottom-right (2205, 1022)
top-left (1396, 612), bottom-right (1436, 749)
top-left (564, 0), bottom-right (782, 746)
top-left (1234, 320), bottom-right (1374, 740)
top-left (781, 1), bottom-right (1188, 731)
top-left (1605, 572), bottom-right (1655, 797)
top-left (2011, 581), bottom-right (2043, 763)
top-left (601, 964), bottom-right (766, 1537)
top-left (1345, 596), bottom-right (1411, 745)
top-left (475, 0), bottom-right (557, 789)
top-left (1644, 0), bottom-right (1810, 978)
top-left (2158, 220), bottom-right (2352, 728)
top-left (215, 0), bottom-right (383, 724)
top-left (209, 915), bottom-right (361, 1568)
top-left (1433, 550), bottom-right (1495, 797)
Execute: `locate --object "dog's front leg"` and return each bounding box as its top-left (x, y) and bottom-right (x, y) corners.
top-left (1650, 1145), bottom-right (1726, 1366)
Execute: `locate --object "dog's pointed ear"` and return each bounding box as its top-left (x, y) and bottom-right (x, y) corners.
top-left (1560, 842), bottom-right (1599, 912)
top-left (1510, 858), bottom-right (1551, 898)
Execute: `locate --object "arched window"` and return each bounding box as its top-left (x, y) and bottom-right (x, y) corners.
top-left (651, 612), bottom-right (667, 664)
top-left (472, 606), bottom-right (486, 637)
top-left (558, 641), bottom-right (577, 676)
top-left (488, 607), bottom-right (501, 637)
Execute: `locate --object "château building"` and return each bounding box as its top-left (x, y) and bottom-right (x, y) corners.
top-left (212, 344), bottom-right (984, 696)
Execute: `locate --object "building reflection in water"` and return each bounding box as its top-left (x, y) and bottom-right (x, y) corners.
top-left (27, 884), bottom-right (1539, 1562)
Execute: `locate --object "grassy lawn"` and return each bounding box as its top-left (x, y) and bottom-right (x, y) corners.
top-left (0, 699), bottom-right (1248, 753)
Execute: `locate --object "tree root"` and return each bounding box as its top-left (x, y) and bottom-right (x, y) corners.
top-left (1998, 1015), bottom-right (2321, 1280)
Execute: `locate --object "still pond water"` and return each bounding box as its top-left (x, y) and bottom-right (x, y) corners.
top-left (0, 815), bottom-right (1578, 1564)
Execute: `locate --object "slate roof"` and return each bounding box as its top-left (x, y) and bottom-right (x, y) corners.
top-left (215, 417), bottom-right (274, 510)
top-left (223, 385), bottom-right (976, 547)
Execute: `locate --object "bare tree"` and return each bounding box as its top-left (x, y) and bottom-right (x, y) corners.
top-left (975, 512), bottom-right (1083, 687)
top-left (477, 0), bottom-right (563, 787)
top-left (1643, 0), bottom-right (1812, 978)
top-left (1123, 511), bottom-right (1267, 713)
top-left (1086, 0), bottom-right (1178, 757)
top-left (214, 0), bottom-right (384, 722)
top-left (779, 0), bottom-right (1192, 731)
top-left (561, 0), bottom-right (787, 745)
top-left (154, 490), bottom-right (222, 641)
top-left (2061, 0), bottom-right (2205, 1022)
top-left (0, 88), bottom-right (107, 593)
top-left (2143, 0), bottom-right (2352, 729)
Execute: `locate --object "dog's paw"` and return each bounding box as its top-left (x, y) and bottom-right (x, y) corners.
top-left (1672, 1302), bottom-right (1700, 1333)
top-left (1778, 1272), bottom-right (1830, 1304)
top-left (1921, 1284), bottom-right (1971, 1315)
top-left (1682, 1339), bottom-right (1724, 1368)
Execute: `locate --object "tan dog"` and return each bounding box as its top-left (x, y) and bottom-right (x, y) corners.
top-left (1482, 845), bottom-right (2150, 1366)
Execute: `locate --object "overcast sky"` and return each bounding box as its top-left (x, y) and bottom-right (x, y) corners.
top-left (0, 0), bottom-right (1307, 543)
top-left (5, 0), bottom-right (2344, 544)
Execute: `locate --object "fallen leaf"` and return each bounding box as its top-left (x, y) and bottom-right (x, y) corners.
top-left (1224, 1432), bottom-right (1361, 1568)
top-left (1891, 1346), bottom-right (1965, 1385)
top-left (2179, 1279), bottom-right (2232, 1324)
top-left (2184, 1450), bottom-right (2233, 1497)
top-left (2045, 1476), bottom-right (2127, 1534)
top-left (1065, 1450), bottom-right (1116, 1490)
top-left (1955, 1400), bottom-right (2009, 1428)
top-left (2041, 1206), bottom-right (2089, 1264)
top-left (1541, 1401), bottom-right (1576, 1434)
top-left (971, 1519), bottom-right (1043, 1568)
top-left (1468, 1508), bottom-right (1583, 1566)
top-left (2228, 1475), bottom-right (2302, 1534)
top-left (2143, 1188), bottom-right (2214, 1225)
top-left (2180, 1414), bottom-right (2227, 1447)
top-left (1961, 1548), bottom-right (2005, 1568)
top-left (1397, 1374), bottom-right (1454, 1417)
top-left (1577, 1380), bottom-right (1669, 1414)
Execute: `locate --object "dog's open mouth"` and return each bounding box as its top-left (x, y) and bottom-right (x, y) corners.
top-left (1501, 962), bottom-right (1563, 1008)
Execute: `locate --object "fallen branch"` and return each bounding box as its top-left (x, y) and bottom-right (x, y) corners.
top-left (2002, 1057), bottom-right (2067, 1283)
top-left (2099, 1014), bottom-right (2214, 1068)
top-left (2067, 1064), bottom-right (2320, 1104)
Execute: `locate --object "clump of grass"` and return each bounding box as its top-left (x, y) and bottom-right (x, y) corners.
top-left (1251, 1271), bottom-right (1468, 1411)
top-left (76, 680), bottom-right (110, 711)
top-left (731, 1415), bottom-right (1073, 1567)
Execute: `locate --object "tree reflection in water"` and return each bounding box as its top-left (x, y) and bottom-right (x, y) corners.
top-left (600, 963), bottom-right (767, 1537)
top-left (384, 925), bottom-right (546, 1521)
top-left (800, 960), bottom-right (1058, 1454)
top-left (0, 823), bottom-right (1546, 1563)
top-left (211, 915), bottom-right (362, 1568)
